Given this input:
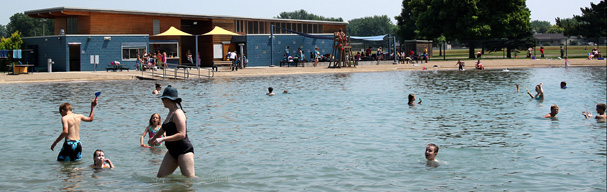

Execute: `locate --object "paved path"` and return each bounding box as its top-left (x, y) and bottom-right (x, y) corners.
top-left (1, 59), bottom-right (605, 84)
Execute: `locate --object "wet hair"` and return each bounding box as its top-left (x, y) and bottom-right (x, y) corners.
top-left (551, 104), bottom-right (559, 110)
top-left (268, 87), bottom-right (273, 93)
top-left (560, 81), bottom-right (566, 87)
top-left (148, 113), bottom-right (161, 127)
top-left (155, 83), bottom-right (161, 89)
top-left (597, 103), bottom-right (606, 112)
top-left (59, 103), bottom-right (72, 113)
top-left (408, 94), bottom-right (415, 104)
top-left (93, 149), bottom-right (104, 165)
top-left (427, 143), bottom-right (439, 153)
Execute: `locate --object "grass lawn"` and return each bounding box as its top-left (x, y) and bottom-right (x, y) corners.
top-left (430, 45), bottom-right (601, 60)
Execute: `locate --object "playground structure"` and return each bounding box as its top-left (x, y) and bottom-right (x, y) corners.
top-left (329, 31), bottom-right (355, 68)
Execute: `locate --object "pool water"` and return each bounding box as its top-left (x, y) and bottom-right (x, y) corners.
top-left (0, 67), bottom-right (605, 191)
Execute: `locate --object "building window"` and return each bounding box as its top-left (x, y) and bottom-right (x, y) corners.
top-left (121, 43), bottom-right (147, 61)
top-left (153, 20), bottom-right (160, 35)
top-left (67, 17), bottom-right (78, 34)
top-left (253, 21), bottom-right (259, 34)
top-left (235, 20), bottom-right (245, 33)
top-left (150, 41), bottom-right (179, 58)
top-left (248, 21), bottom-right (254, 34)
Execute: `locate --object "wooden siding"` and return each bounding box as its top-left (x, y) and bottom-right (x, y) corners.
top-left (54, 18), bottom-right (66, 35)
top-left (87, 12), bottom-right (181, 35)
top-left (323, 24), bottom-right (345, 33)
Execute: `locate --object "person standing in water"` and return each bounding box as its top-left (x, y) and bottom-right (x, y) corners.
top-left (149, 86), bottom-right (195, 177)
top-left (51, 100), bottom-right (97, 162)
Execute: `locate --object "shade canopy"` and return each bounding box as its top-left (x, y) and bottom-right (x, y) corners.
top-left (350, 35), bottom-right (387, 41)
top-left (155, 26), bottom-right (192, 36)
top-left (202, 26), bottom-right (240, 36)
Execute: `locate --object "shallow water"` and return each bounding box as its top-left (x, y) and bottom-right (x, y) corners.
top-left (0, 67), bottom-right (605, 191)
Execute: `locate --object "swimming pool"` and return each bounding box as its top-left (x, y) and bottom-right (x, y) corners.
top-left (0, 67), bottom-right (605, 191)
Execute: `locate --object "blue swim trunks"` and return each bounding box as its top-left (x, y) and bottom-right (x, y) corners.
top-left (57, 139), bottom-right (82, 162)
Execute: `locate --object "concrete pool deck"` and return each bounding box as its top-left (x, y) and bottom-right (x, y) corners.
top-left (1, 58), bottom-right (605, 84)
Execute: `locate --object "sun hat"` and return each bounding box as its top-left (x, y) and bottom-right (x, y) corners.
top-left (159, 85), bottom-right (182, 102)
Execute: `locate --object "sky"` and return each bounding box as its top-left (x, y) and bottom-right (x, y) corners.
top-left (0, 0), bottom-right (601, 26)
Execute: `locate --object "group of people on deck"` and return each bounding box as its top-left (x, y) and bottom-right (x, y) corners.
top-left (136, 50), bottom-right (167, 71)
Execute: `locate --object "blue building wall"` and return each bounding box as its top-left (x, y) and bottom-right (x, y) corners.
top-left (23, 36), bottom-right (67, 72)
top-left (245, 34), bottom-right (333, 67)
top-left (24, 35), bottom-right (148, 72)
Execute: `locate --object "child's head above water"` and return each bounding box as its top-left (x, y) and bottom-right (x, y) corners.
top-left (148, 113), bottom-right (161, 127)
top-left (425, 143), bottom-right (439, 161)
top-left (408, 94), bottom-right (416, 104)
top-left (597, 103), bottom-right (606, 114)
top-left (93, 149), bottom-right (105, 165)
top-left (551, 104), bottom-right (559, 115)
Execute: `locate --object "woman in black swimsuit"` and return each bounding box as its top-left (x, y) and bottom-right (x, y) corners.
top-left (149, 85), bottom-right (195, 177)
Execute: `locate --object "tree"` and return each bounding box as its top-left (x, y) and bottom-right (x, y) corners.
top-left (346, 15), bottom-right (395, 36)
top-left (402, 0), bottom-right (531, 58)
top-left (546, 25), bottom-right (564, 34)
top-left (530, 20), bottom-right (551, 34)
top-left (275, 10), bottom-right (343, 22)
top-left (555, 17), bottom-right (580, 37)
top-left (6, 13), bottom-right (53, 37)
top-left (573, 0), bottom-right (606, 38)
top-left (0, 31), bottom-right (23, 50)
top-left (395, 0), bottom-right (417, 41)
top-left (557, 1), bottom-right (606, 38)
top-left (0, 24), bottom-right (7, 38)
top-left (0, 31), bottom-right (23, 71)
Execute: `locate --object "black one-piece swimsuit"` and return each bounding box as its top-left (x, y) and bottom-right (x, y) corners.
top-left (162, 121), bottom-right (194, 159)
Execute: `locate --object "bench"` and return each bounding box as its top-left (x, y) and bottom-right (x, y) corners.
top-left (106, 65), bottom-right (130, 72)
top-left (212, 61), bottom-right (234, 71)
top-left (280, 60), bottom-right (300, 67)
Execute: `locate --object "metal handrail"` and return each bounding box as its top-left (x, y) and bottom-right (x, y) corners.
top-left (138, 62), bottom-right (213, 80)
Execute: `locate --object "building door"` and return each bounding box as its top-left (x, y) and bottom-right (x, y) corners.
top-left (222, 44), bottom-right (231, 60)
top-left (69, 44), bottom-right (81, 71)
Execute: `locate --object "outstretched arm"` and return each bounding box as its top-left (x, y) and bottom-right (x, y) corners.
top-left (81, 99), bottom-right (97, 122)
top-left (527, 90), bottom-right (535, 98)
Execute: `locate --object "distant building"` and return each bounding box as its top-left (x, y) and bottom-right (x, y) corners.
top-left (23, 7), bottom-right (347, 71)
top-left (533, 33), bottom-right (566, 46)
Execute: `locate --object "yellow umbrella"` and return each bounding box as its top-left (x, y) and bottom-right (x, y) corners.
top-left (155, 26), bottom-right (192, 36)
top-left (202, 26), bottom-right (240, 36)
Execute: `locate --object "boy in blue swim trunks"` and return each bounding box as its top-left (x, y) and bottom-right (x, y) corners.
top-left (51, 100), bottom-right (97, 161)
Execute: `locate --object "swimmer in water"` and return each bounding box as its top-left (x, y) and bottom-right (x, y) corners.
top-left (408, 94), bottom-right (422, 106)
top-left (543, 104), bottom-right (559, 118)
top-left (266, 87), bottom-right (275, 96)
top-left (91, 149), bottom-right (114, 169)
top-left (140, 113), bottom-right (165, 147)
top-left (425, 143), bottom-right (439, 168)
top-left (527, 83), bottom-right (544, 99)
top-left (153, 83), bottom-right (162, 95)
top-left (583, 103), bottom-right (606, 120)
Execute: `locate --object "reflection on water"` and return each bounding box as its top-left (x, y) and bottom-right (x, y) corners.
top-left (0, 67), bottom-right (605, 191)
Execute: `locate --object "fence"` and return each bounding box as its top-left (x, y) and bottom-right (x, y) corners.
top-left (138, 63), bottom-right (213, 80)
